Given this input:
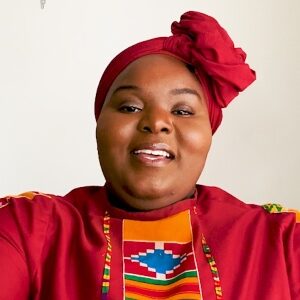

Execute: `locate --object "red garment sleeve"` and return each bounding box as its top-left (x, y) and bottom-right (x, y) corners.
top-left (0, 193), bottom-right (53, 300)
top-left (0, 235), bottom-right (30, 299)
top-left (289, 221), bottom-right (300, 297)
top-left (262, 203), bottom-right (300, 297)
top-left (281, 213), bottom-right (300, 298)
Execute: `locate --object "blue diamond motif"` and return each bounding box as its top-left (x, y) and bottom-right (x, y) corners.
top-left (132, 249), bottom-right (181, 274)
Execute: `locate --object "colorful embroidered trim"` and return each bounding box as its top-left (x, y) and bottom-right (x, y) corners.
top-left (202, 234), bottom-right (223, 299)
top-left (262, 203), bottom-right (300, 223)
top-left (123, 210), bottom-right (202, 299)
top-left (101, 211), bottom-right (112, 299)
top-left (4, 191), bottom-right (52, 200)
top-left (1, 192), bottom-right (53, 209)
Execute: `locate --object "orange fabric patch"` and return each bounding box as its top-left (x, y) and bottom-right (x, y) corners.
top-left (5, 191), bottom-right (51, 200)
top-left (123, 210), bottom-right (192, 243)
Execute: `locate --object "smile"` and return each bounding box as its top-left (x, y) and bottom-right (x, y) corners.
top-left (133, 149), bottom-right (172, 159)
top-left (130, 143), bottom-right (175, 165)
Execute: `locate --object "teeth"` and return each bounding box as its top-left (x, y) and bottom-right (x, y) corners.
top-left (134, 149), bottom-right (171, 158)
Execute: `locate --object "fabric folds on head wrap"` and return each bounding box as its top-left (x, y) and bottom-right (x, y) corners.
top-left (95, 11), bottom-right (256, 133)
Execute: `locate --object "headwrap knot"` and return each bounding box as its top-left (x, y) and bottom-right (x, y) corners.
top-left (163, 11), bottom-right (255, 108)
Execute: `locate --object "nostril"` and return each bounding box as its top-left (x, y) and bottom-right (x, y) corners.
top-left (138, 117), bottom-right (173, 134)
top-left (141, 126), bottom-right (170, 133)
top-left (142, 126), bottom-right (152, 133)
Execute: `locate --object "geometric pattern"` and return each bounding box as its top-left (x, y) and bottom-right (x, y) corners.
top-left (201, 234), bottom-right (222, 299)
top-left (124, 241), bottom-right (195, 280)
top-left (262, 203), bottom-right (300, 223)
top-left (123, 210), bottom-right (201, 299)
top-left (101, 211), bottom-right (112, 299)
top-left (130, 250), bottom-right (181, 277)
top-left (129, 242), bottom-right (187, 278)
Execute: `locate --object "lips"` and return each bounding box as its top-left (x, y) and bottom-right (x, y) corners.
top-left (133, 149), bottom-right (172, 158)
top-left (130, 143), bottom-right (175, 163)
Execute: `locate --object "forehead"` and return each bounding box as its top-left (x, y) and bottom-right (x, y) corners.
top-left (105, 54), bottom-right (203, 99)
top-left (116, 54), bottom-right (193, 81)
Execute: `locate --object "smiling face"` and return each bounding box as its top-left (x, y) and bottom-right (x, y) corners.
top-left (96, 54), bottom-right (212, 210)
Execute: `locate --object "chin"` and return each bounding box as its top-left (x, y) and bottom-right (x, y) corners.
top-left (126, 182), bottom-right (170, 201)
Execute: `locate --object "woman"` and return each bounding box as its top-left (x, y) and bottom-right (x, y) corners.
top-left (0, 11), bottom-right (299, 300)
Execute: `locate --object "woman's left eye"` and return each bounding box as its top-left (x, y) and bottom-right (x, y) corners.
top-left (118, 105), bottom-right (142, 113)
top-left (172, 109), bottom-right (193, 116)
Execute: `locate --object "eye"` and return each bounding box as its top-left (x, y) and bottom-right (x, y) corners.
top-left (118, 105), bottom-right (142, 113)
top-left (172, 108), bottom-right (194, 116)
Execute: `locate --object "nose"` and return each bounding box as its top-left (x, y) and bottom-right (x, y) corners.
top-left (137, 107), bottom-right (173, 134)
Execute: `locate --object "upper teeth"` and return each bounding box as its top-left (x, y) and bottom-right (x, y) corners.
top-left (134, 149), bottom-right (171, 158)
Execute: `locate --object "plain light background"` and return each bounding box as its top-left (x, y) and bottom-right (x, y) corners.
top-left (0, 0), bottom-right (299, 207)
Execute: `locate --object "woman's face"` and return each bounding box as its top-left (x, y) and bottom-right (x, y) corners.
top-left (96, 54), bottom-right (212, 210)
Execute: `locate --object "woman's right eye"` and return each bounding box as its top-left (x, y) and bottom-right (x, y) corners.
top-left (118, 105), bottom-right (142, 113)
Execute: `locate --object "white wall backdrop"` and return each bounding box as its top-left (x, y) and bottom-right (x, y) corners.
top-left (0, 0), bottom-right (299, 207)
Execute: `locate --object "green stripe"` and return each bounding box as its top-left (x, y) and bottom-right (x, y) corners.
top-left (125, 270), bottom-right (197, 286)
top-left (104, 268), bottom-right (110, 275)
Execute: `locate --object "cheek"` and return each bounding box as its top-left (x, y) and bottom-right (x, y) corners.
top-left (179, 122), bottom-right (212, 158)
top-left (96, 113), bottom-right (137, 155)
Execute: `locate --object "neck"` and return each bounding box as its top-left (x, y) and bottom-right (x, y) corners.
top-left (105, 183), bottom-right (196, 212)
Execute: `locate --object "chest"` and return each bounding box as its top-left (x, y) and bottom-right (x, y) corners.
top-left (37, 209), bottom-right (291, 300)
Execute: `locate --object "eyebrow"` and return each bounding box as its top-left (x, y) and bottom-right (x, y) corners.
top-left (112, 85), bottom-right (202, 101)
top-left (169, 88), bottom-right (201, 99)
top-left (112, 85), bottom-right (140, 95)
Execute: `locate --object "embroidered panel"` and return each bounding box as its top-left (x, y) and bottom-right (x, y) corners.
top-left (101, 211), bottom-right (112, 299)
top-left (262, 203), bottom-right (300, 223)
top-left (123, 210), bottom-right (201, 299)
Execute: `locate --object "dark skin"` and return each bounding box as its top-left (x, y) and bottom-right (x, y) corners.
top-left (96, 54), bottom-right (212, 211)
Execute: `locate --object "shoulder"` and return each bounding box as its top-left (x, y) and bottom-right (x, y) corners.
top-left (196, 184), bottom-right (299, 226)
top-left (197, 185), bottom-right (300, 258)
top-left (0, 185), bottom-right (108, 223)
top-left (0, 186), bottom-right (107, 260)
top-left (196, 184), bottom-right (253, 216)
top-left (0, 191), bottom-right (60, 243)
top-left (0, 191), bottom-right (59, 222)
top-left (261, 203), bottom-right (300, 231)
top-left (262, 203), bottom-right (300, 220)
top-left (0, 185), bottom-right (107, 219)
top-left (0, 191), bottom-right (61, 267)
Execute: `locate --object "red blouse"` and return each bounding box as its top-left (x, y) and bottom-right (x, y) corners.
top-left (0, 185), bottom-right (299, 299)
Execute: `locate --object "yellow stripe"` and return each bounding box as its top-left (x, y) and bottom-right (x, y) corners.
top-left (296, 213), bottom-right (300, 223)
top-left (5, 191), bottom-right (52, 200)
top-left (125, 276), bottom-right (199, 290)
top-left (123, 210), bottom-right (191, 242)
top-left (125, 291), bottom-right (201, 300)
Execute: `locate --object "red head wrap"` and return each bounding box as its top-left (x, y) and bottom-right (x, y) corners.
top-left (95, 11), bottom-right (256, 133)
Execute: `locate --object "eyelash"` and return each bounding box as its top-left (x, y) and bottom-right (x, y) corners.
top-left (118, 105), bottom-right (142, 113)
top-left (118, 105), bottom-right (194, 116)
top-left (172, 109), bottom-right (194, 116)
